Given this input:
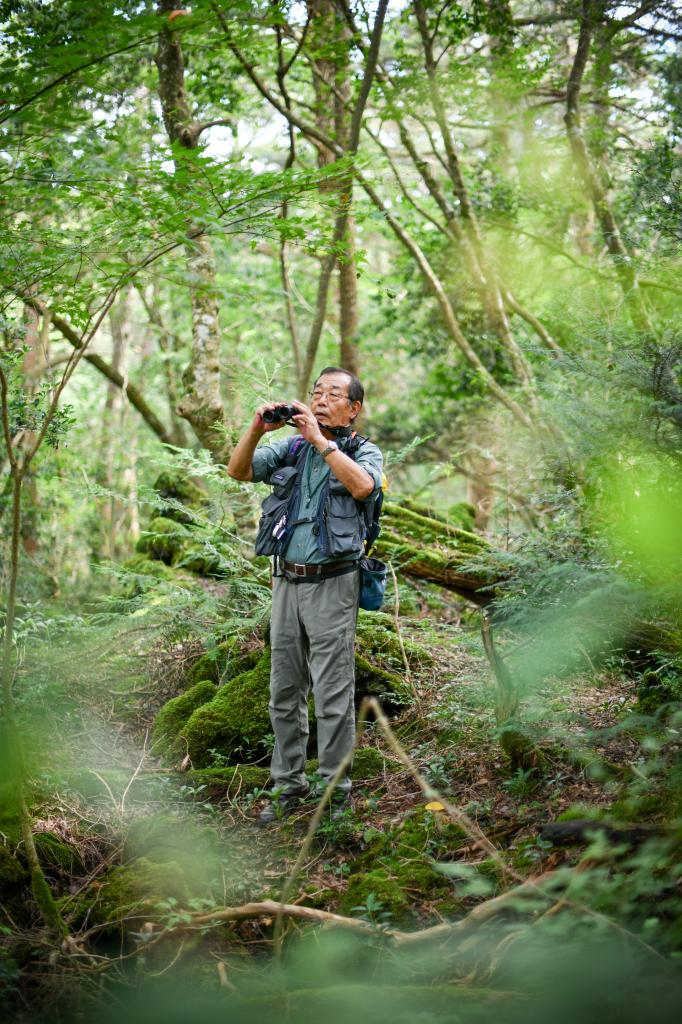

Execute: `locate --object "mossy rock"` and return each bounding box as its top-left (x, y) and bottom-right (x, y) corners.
top-left (179, 539), bottom-right (226, 577)
top-left (0, 845), bottom-right (28, 897)
top-left (152, 470), bottom-right (208, 524)
top-left (181, 651), bottom-right (273, 766)
top-left (152, 679), bottom-right (217, 757)
top-left (69, 857), bottom-right (191, 928)
top-left (354, 654), bottom-right (411, 709)
top-left (187, 653), bottom-right (223, 687)
top-left (356, 618), bottom-right (433, 669)
top-left (34, 832), bottom-right (84, 876)
top-left (187, 638), bottom-right (263, 687)
top-left (350, 747), bottom-right (400, 781)
top-left (136, 516), bottom-right (191, 565)
top-left (176, 625), bottom-right (415, 768)
top-left (123, 813), bottom-right (221, 891)
top-left (188, 765), bottom-right (271, 798)
top-left (120, 554), bottom-right (186, 598)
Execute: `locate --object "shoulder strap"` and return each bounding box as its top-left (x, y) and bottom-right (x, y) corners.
top-left (284, 435), bottom-right (309, 467)
top-left (343, 433), bottom-right (383, 555)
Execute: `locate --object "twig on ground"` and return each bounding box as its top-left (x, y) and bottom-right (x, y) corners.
top-left (120, 732), bottom-right (148, 815)
top-left (388, 560), bottom-right (418, 700)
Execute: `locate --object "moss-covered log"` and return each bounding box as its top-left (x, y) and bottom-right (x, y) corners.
top-left (376, 501), bottom-right (494, 603)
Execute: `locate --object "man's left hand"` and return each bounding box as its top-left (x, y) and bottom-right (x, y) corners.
top-left (291, 401), bottom-right (325, 446)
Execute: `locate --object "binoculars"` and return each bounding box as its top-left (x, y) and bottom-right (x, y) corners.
top-left (262, 403), bottom-right (297, 424)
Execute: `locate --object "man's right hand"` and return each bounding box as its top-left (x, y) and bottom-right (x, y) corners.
top-left (253, 403), bottom-right (288, 434)
top-left (229, 404), bottom-right (285, 481)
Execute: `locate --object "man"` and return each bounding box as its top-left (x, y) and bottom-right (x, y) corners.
top-left (227, 368), bottom-right (383, 824)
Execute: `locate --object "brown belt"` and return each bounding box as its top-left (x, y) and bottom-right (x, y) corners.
top-left (280, 558), bottom-right (358, 579)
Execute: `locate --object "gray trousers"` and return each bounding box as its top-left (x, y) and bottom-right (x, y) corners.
top-left (269, 568), bottom-right (360, 794)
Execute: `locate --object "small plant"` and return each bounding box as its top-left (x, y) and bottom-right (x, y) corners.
top-left (502, 766), bottom-right (539, 798)
top-left (314, 805), bottom-right (357, 845)
top-left (350, 892), bottom-right (393, 928)
top-left (240, 786), bottom-right (268, 810)
top-left (410, 743), bottom-right (458, 791)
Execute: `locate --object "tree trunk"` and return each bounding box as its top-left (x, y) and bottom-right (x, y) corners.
top-left (155, 0), bottom-right (228, 459)
top-left (99, 289), bottom-right (131, 559)
top-left (19, 295), bottom-right (46, 556)
top-left (332, 15), bottom-right (360, 378)
top-left (139, 282), bottom-right (189, 447)
top-left (0, 461), bottom-right (67, 936)
top-left (564, 0), bottom-right (651, 331)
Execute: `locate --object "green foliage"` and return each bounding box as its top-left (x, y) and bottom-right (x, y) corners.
top-left (123, 812), bottom-right (222, 893)
top-left (0, 347), bottom-right (75, 451)
top-left (3, 0), bottom-right (682, 1015)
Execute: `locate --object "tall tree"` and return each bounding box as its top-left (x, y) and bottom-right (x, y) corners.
top-left (155, 0), bottom-right (229, 457)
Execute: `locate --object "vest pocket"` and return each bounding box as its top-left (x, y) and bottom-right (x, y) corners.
top-left (270, 465), bottom-right (299, 498)
top-left (326, 492), bottom-right (363, 558)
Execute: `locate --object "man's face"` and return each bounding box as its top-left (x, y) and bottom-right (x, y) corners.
top-left (310, 371), bottom-right (361, 430)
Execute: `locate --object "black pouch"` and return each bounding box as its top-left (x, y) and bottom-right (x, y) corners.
top-left (254, 466), bottom-right (301, 556)
top-left (254, 493), bottom-right (289, 556)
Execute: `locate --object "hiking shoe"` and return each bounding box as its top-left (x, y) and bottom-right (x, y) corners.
top-left (257, 789), bottom-right (310, 825)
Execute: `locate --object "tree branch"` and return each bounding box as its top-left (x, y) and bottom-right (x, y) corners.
top-left (23, 298), bottom-right (175, 446)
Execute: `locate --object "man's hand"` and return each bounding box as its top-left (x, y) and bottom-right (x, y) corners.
top-left (228, 402), bottom-right (290, 481)
top-left (291, 401), bottom-right (326, 446)
top-left (253, 403), bottom-right (290, 435)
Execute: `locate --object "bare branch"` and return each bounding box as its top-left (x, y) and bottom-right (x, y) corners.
top-left (23, 297), bottom-right (175, 446)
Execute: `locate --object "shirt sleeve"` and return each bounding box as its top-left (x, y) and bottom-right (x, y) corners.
top-left (354, 440), bottom-right (383, 503)
top-left (251, 436), bottom-right (292, 483)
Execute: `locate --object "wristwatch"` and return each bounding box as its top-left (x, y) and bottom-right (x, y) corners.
top-left (319, 441), bottom-right (339, 459)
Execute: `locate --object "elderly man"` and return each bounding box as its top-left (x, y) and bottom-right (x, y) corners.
top-left (227, 367), bottom-right (383, 823)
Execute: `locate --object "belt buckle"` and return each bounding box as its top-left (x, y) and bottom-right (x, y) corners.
top-left (294, 563), bottom-right (306, 576)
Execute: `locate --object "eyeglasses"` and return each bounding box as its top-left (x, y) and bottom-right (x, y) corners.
top-left (309, 388), bottom-right (349, 402)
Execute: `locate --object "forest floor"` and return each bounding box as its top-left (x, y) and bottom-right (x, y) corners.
top-left (2, 593), bottom-right (659, 1007)
top-left (4, 584), bottom-right (673, 1022)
